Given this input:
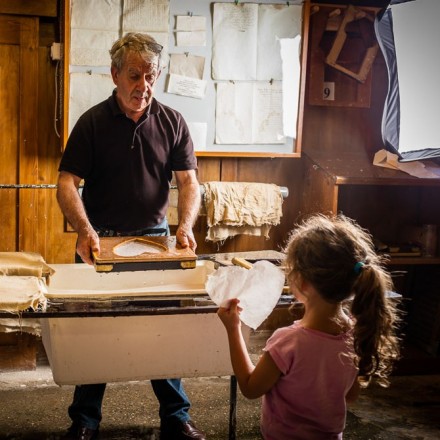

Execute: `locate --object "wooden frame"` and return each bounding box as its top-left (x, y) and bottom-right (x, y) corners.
top-left (61, 0), bottom-right (310, 158)
top-left (308, 2), bottom-right (379, 108)
top-left (325, 5), bottom-right (378, 84)
top-left (62, 0), bottom-right (70, 149)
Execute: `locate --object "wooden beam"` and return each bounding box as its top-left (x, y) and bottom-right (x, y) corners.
top-left (0, 0), bottom-right (57, 17)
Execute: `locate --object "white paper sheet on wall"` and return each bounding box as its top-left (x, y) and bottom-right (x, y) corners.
top-left (281, 36), bottom-right (301, 139)
top-left (166, 53), bottom-right (207, 98)
top-left (175, 15), bottom-right (206, 47)
top-left (122, 0), bottom-right (170, 63)
top-left (69, 0), bottom-right (171, 133)
top-left (212, 3), bottom-right (302, 80)
top-left (70, 29), bottom-right (118, 67)
top-left (176, 15), bottom-right (206, 31)
top-left (187, 122), bottom-right (207, 151)
top-left (71, 0), bottom-right (170, 67)
top-left (166, 74), bottom-right (207, 99)
top-left (215, 81), bottom-right (285, 144)
top-left (70, 0), bottom-right (119, 66)
top-left (122, 0), bottom-right (169, 32)
top-left (71, 0), bottom-right (120, 29)
top-left (176, 31), bottom-right (206, 47)
top-left (212, 3), bottom-right (257, 80)
top-left (169, 53), bottom-right (205, 79)
top-left (69, 73), bottom-right (115, 136)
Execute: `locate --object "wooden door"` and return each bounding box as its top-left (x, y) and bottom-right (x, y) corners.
top-left (0, 15), bottom-right (39, 251)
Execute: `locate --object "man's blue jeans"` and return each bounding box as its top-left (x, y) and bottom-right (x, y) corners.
top-left (70, 218), bottom-right (191, 430)
top-left (69, 380), bottom-right (191, 430)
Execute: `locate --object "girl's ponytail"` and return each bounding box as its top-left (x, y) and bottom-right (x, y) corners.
top-left (351, 262), bottom-right (401, 386)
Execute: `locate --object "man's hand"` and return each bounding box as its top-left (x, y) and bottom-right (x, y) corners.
top-left (76, 227), bottom-right (100, 265)
top-left (176, 226), bottom-right (197, 251)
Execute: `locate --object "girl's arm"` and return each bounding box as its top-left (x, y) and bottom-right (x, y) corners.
top-left (218, 299), bottom-right (282, 399)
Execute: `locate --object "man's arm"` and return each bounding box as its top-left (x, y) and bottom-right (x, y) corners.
top-left (56, 171), bottom-right (99, 264)
top-left (174, 169), bottom-right (200, 250)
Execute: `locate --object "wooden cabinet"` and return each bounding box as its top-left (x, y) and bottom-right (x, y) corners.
top-left (300, 150), bottom-right (440, 374)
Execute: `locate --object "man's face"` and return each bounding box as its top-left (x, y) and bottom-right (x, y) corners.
top-left (111, 51), bottom-right (161, 119)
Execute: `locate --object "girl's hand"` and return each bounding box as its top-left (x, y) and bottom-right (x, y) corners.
top-left (217, 298), bottom-right (242, 331)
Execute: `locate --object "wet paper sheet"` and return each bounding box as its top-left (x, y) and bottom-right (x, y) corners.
top-left (206, 260), bottom-right (285, 330)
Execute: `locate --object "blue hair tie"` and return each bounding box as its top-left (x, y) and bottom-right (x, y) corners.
top-left (354, 261), bottom-right (365, 275)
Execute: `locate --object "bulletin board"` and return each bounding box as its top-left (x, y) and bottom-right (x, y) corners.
top-left (62, 0), bottom-right (309, 158)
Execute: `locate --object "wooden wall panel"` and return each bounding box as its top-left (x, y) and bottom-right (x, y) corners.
top-left (302, 33), bottom-right (388, 158)
top-left (19, 190), bottom-right (40, 252)
top-left (0, 42), bottom-right (19, 251)
top-left (18, 16), bottom-right (39, 253)
top-left (44, 189), bottom-right (77, 263)
top-left (0, 190), bottom-right (17, 251)
top-left (0, 333), bottom-right (37, 371)
top-left (0, 0), bottom-right (57, 17)
top-left (300, 155), bottom-right (338, 216)
top-left (197, 157), bottom-right (221, 182)
top-left (0, 12), bottom-right (76, 263)
top-left (36, 45), bottom-right (77, 263)
top-left (0, 15), bottom-right (40, 254)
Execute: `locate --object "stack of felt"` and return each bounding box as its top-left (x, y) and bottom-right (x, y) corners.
top-left (0, 252), bottom-right (55, 314)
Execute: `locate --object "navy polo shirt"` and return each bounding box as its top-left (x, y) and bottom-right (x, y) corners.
top-left (59, 91), bottom-right (197, 232)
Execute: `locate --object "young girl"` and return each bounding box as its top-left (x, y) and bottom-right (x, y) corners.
top-left (218, 214), bottom-right (401, 440)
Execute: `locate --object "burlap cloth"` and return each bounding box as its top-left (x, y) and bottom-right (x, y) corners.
top-left (0, 252), bottom-right (53, 315)
top-left (203, 182), bottom-right (283, 242)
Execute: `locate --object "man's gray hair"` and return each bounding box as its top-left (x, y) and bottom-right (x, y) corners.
top-left (109, 33), bottom-right (163, 71)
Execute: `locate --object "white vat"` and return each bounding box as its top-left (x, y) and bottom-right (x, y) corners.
top-left (42, 261), bottom-right (249, 385)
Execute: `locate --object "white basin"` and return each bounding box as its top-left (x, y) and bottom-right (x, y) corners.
top-left (41, 261), bottom-right (249, 385)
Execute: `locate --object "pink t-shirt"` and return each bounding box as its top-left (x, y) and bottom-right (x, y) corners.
top-left (261, 322), bottom-right (358, 440)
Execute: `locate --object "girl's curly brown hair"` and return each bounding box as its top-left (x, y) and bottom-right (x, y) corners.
top-left (284, 214), bottom-right (402, 386)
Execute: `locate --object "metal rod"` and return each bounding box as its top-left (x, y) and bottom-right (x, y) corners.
top-left (229, 375), bottom-right (237, 440)
top-left (0, 184), bottom-right (289, 198)
top-left (0, 184), bottom-right (58, 188)
top-left (199, 184), bottom-right (289, 198)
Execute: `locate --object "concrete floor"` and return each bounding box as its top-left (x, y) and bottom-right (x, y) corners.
top-left (0, 368), bottom-right (439, 440)
top-left (0, 331), bottom-right (439, 440)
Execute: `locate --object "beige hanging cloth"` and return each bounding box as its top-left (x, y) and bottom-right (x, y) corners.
top-left (203, 181), bottom-right (283, 243)
top-left (0, 252), bottom-right (55, 278)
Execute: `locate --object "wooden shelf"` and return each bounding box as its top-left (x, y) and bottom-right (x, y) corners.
top-left (305, 150), bottom-right (440, 186)
top-left (301, 149), bottom-right (440, 374)
top-left (388, 256), bottom-right (440, 266)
